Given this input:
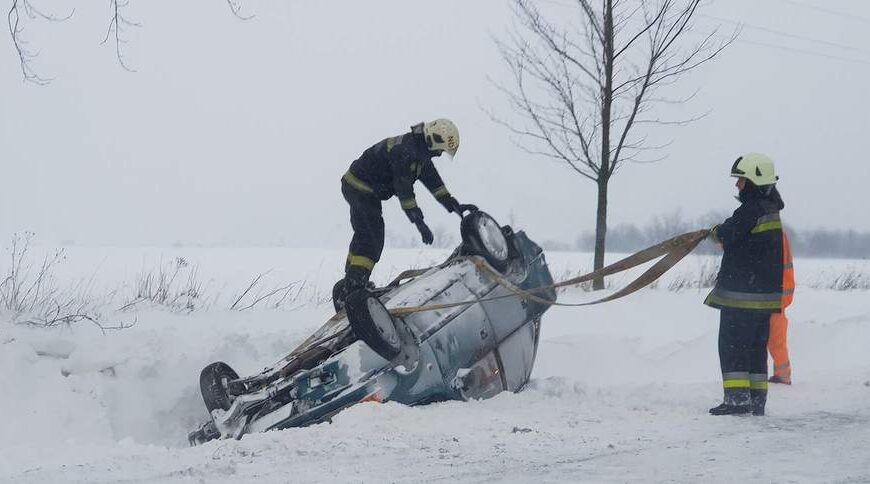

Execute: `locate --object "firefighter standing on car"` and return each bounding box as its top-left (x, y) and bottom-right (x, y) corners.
top-left (705, 153), bottom-right (790, 416)
top-left (334, 119), bottom-right (477, 309)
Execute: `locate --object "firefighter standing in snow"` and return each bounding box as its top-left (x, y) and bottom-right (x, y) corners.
top-left (705, 153), bottom-right (788, 416)
top-left (335, 119), bottom-right (477, 309)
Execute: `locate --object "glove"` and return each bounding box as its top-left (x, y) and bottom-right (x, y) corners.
top-left (404, 208), bottom-right (433, 245)
top-left (405, 207), bottom-right (424, 224)
top-left (442, 196), bottom-right (478, 216)
top-left (708, 224), bottom-right (720, 243)
top-left (456, 203), bottom-right (478, 214)
top-left (440, 196), bottom-right (461, 214)
top-left (416, 221), bottom-right (434, 245)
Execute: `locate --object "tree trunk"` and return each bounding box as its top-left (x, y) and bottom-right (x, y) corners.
top-left (593, 0), bottom-right (614, 291)
top-left (592, 178), bottom-right (608, 290)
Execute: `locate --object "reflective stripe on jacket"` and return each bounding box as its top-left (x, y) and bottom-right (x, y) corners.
top-left (705, 191), bottom-right (785, 313)
top-left (342, 125), bottom-right (453, 212)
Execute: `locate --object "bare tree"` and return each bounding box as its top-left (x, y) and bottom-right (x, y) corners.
top-left (7, 0), bottom-right (74, 84)
top-left (493, 0), bottom-right (735, 289)
top-left (7, 0), bottom-right (252, 83)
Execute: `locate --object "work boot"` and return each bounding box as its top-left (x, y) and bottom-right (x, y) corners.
top-left (708, 403), bottom-right (751, 416)
top-left (769, 375), bottom-right (791, 385)
top-left (331, 279), bottom-right (348, 313)
top-left (750, 390), bottom-right (767, 416)
top-left (332, 274), bottom-right (368, 312)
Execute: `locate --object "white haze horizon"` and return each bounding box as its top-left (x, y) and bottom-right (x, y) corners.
top-left (3, 0), bottom-right (869, 248)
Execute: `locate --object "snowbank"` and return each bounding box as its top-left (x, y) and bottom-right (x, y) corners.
top-left (2, 247), bottom-right (869, 482)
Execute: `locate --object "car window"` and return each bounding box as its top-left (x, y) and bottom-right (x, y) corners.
top-left (455, 351), bottom-right (504, 400)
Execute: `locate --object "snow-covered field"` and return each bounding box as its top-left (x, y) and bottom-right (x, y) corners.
top-left (2, 246), bottom-right (869, 483)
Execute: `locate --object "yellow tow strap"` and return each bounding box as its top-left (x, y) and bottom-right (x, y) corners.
top-left (389, 229), bottom-right (710, 316)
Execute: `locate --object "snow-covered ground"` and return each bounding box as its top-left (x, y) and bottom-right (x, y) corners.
top-left (2, 246), bottom-right (869, 483)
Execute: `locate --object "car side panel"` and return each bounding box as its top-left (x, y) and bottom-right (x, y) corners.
top-left (425, 304), bottom-right (496, 382)
top-left (387, 343), bottom-right (455, 405)
top-left (478, 285), bottom-right (528, 342)
top-left (386, 261), bottom-right (496, 338)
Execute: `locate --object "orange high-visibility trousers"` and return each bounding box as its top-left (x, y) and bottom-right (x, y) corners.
top-left (768, 311), bottom-right (791, 381)
top-left (768, 232), bottom-right (794, 383)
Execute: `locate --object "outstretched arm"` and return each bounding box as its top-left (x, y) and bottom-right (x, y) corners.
top-left (420, 161), bottom-right (477, 216)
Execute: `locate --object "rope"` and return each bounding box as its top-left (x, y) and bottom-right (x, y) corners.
top-left (389, 229), bottom-right (709, 316)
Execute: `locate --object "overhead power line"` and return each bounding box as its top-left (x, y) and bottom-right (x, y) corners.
top-left (699, 14), bottom-right (870, 57)
top-left (775, 0), bottom-right (870, 25)
top-left (689, 29), bottom-right (870, 67)
top-left (514, 0), bottom-right (870, 67)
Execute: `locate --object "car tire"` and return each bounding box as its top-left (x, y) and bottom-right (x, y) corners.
top-left (461, 211), bottom-right (511, 272)
top-left (345, 289), bottom-right (402, 361)
top-left (200, 362), bottom-right (239, 413)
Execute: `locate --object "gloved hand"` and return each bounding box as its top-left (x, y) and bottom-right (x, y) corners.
top-left (405, 207), bottom-right (424, 224)
top-left (456, 203), bottom-right (478, 214)
top-left (440, 196), bottom-right (461, 214)
top-left (708, 224), bottom-right (720, 243)
top-left (416, 221), bottom-right (434, 245)
top-left (405, 208), bottom-right (433, 245)
top-left (442, 196), bottom-right (479, 216)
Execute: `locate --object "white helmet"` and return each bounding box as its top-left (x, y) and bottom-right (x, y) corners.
top-left (423, 118), bottom-right (460, 157)
top-left (731, 153), bottom-right (778, 186)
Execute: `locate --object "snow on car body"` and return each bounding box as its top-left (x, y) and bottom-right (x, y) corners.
top-left (189, 212), bottom-right (556, 445)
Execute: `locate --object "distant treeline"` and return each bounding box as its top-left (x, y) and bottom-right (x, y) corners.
top-left (558, 211), bottom-right (870, 259)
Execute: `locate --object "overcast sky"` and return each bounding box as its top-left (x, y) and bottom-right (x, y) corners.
top-left (2, 0), bottom-right (869, 248)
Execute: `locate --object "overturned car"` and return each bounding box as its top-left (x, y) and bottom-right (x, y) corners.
top-left (189, 211), bottom-right (556, 445)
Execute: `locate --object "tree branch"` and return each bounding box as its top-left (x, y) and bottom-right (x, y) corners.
top-left (7, 0), bottom-right (74, 84)
top-left (494, 0), bottom-right (732, 189)
top-left (101, 0), bottom-right (141, 72)
top-left (226, 0), bottom-right (254, 20)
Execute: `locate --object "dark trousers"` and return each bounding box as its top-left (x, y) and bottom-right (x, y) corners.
top-left (342, 182), bottom-right (384, 279)
top-left (719, 309), bottom-right (770, 407)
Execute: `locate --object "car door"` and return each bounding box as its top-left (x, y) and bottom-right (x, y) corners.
top-left (425, 302), bottom-right (496, 379)
top-left (495, 320), bottom-right (538, 392)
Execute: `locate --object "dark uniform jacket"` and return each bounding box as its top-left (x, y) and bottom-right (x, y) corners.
top-left (342, 124), bottom-right (454, 213)
top-left (705, 187), bottom-right (785, 313)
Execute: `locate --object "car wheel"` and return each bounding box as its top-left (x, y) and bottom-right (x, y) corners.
top-left (461, 211), bottom-right (510, 272)
top-left (200, 362), bottom-right (239, 413)
top-left (345, 289), bottom-right (402, 361)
